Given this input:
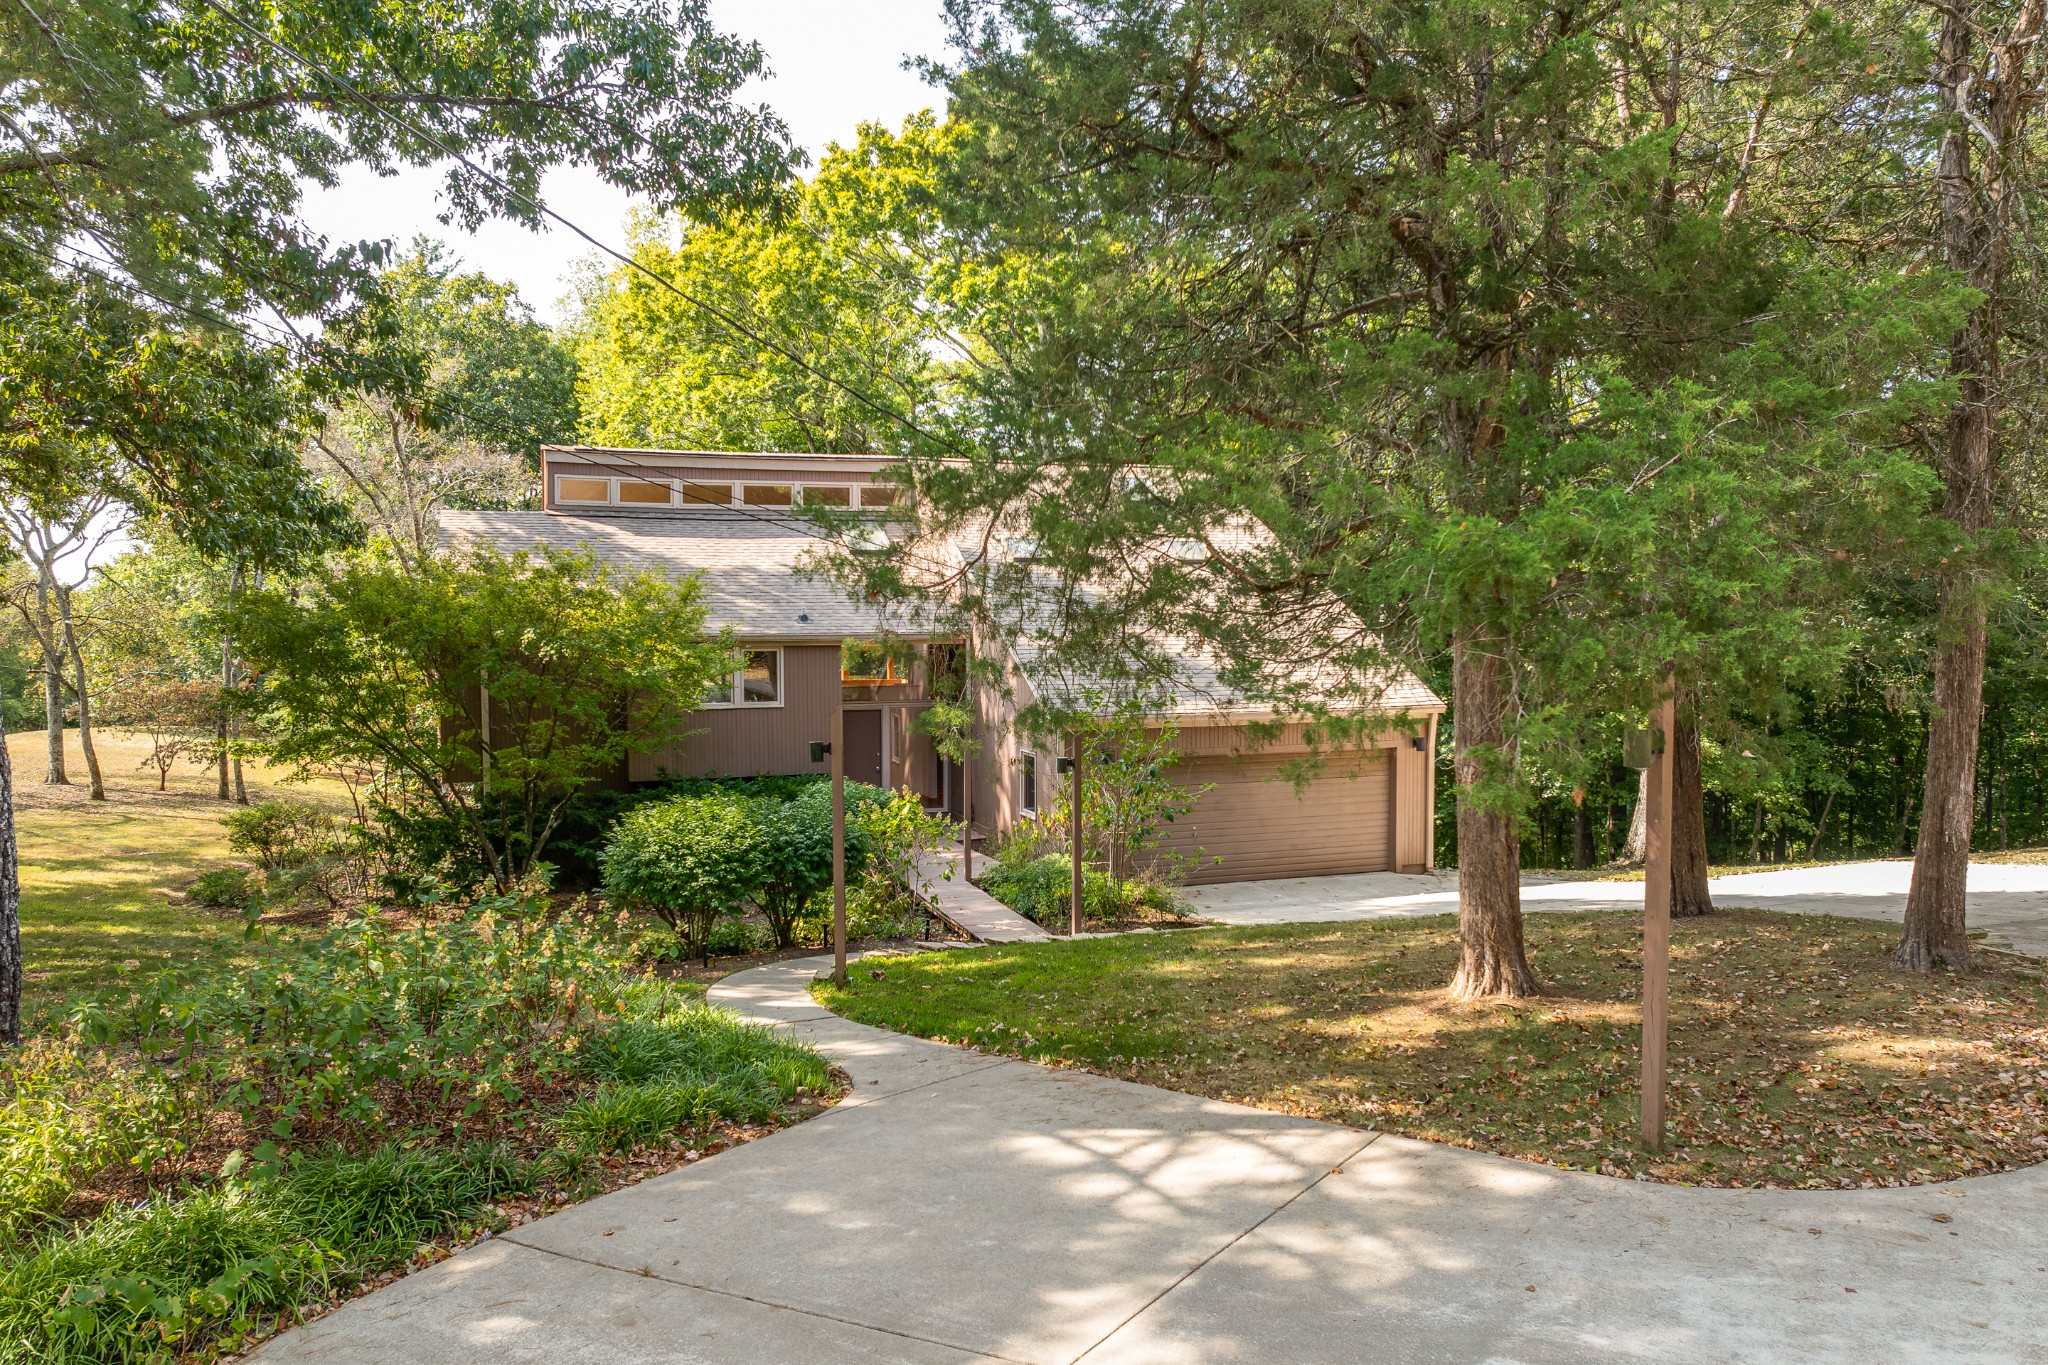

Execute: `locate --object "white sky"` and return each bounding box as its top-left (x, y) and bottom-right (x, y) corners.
top-left (297, 0), bottom-right (955, 324)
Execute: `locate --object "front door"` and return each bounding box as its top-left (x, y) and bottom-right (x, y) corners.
top-left (843, 709), bottom-right (884, 787)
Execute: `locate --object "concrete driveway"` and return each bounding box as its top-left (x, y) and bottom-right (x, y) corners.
top-left (1183, 859), bottom-right (2048, 957)
top-left (256, 955), bottom-right (2048, 1364)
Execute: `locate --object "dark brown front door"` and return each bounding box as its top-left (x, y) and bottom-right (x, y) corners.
top-left (843, 709), bottom-right (884, 788)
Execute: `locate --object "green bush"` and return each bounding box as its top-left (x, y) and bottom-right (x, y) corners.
top-left (601, 791), bottom-right (766, 959)
top-left (85, 891), bottom-right (640, 1147)
top-left (0, 1043), bottom-right (192, 1238)
top-left (187, 867), bottom-right (255, 911)
top-left (752, 783), bottom-right (878, 948)
top-left (979, 854), bottom-right (1158, 929)
top-left (222, 800), bottom-right (336, 871)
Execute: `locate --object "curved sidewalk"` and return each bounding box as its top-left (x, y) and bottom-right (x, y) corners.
top-left (256, 952), bottom-right (2048, 1363)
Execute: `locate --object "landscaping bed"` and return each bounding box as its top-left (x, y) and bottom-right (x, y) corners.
top-left (816, 909), bottom-right (2048, 1188)
top-left (1, 893), bottom-right (838, 1363)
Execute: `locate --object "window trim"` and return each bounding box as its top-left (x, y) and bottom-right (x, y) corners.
top-left (856, 484), bottom-right (900, 509)
top-left (680, 480), bottom-right (734, 506)
top-left (1020, 751), bottom-right (1038, 816)
top-left (699, 646), bottom-right (786, 710)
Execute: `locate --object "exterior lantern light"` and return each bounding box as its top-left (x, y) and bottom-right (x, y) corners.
top-left (809, 740), bottom-right (831, 764)
top-left (1410, 733), bottom-right (1428, 753)
top-left (1056, 755), bottom-right (1077, 776)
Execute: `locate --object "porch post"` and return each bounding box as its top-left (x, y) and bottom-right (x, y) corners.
top-left (1641, 679), bottom-right (1676, 1151)
top-left (1069, 733), bottom-right (1083, 936)
top-left (832, 705), bottom-right (847, 988)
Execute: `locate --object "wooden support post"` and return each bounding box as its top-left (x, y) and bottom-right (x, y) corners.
top-left (962, 749), bottom-right (974, 881)
top-left (832, 705), bottom-right (847, 988)
top-left (1641, 681), bottom-right (1676, 1152)
top-left (1069, 734), bottom-right (1083, 936)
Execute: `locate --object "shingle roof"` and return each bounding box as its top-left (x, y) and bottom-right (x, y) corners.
top-left (438, 509), bottom-right (904, 640)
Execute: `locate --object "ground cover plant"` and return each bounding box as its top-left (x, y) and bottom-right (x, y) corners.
top-left (0, 894), bottom-right (832, 1362)
top-left (818, 910), bottom-right (2048, 1188)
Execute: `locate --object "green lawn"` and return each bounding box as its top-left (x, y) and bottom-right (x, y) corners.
top-left (818, 909), bottom-right (2048, 1188)
top-left (11, 729), bottom-right (348, 1024)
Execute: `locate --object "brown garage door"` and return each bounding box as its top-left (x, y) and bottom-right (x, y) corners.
top-left (1151, 750), bottom-right (1392, 884)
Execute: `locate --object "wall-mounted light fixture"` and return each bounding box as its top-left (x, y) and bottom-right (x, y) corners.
top-left (1056, 755), bottom-right (1077, 776)
top-left (809, 740), bottom-right (831, 764)
top-left (1410, 734), bottom-right (1428, 752)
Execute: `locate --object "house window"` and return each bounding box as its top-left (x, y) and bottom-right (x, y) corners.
top-left (857, 484), bottom-right (899, 508)
top-left (616, 478), bottom-right (676, 506)
top-left (702, 648), bottom-right (784, 708)
top-left (556, 476), bottom-right (611, 504)
top-left (1021, 753), bottom-right (1038, 815)
top-left (743, 484), bottom-right (793, 506)
top-left (681, 481), bottom-right (732, 505)
top-left (800, 484), bottom-right (851, 506)
top-left (840, 640), bottom-right (904, 685)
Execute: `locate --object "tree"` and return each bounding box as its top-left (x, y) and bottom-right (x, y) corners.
top-left (233, 543), bottom-right (735, 892)
top-left (306, 241), bottom-right (573, 570)
top-left (0, 494), bottom-right (129, 798)
top-left (570, 116), bottom-right (949, 453)
top-left (109, 678), bottom-right (216, 789)
top-left (883, 0), bottom-right (1957, 999)
top-left (0, 0), bottom-right (799, 1041)
top-left (1898, 0), bottom-right (2048, 972)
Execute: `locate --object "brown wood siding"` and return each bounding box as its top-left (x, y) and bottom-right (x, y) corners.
top-left (629, 645), bottom-right (841, 780)
top-left (1154, 749), bottom-right (1393, 884)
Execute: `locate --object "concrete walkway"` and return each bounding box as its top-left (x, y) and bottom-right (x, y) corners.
top-left (912, 849), bottom-right (1051, 943)
top-left (257, 955), bottom-right (2048, 1364)
top-left (1184, 859), bottom-right (2048, 957)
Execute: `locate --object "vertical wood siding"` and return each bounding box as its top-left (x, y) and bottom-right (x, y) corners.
top-left (629, 645), bottom-right (842, 780)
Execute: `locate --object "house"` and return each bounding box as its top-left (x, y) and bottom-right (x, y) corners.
top-left (440, 445), bottom-right (1445, 884)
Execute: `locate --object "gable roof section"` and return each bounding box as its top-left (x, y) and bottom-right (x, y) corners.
top-left (438, 509), bottom-right (896, 640)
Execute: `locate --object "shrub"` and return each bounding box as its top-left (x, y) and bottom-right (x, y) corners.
top-left (752, 783), bottom-right (876, 948)
top-left (222, 800), bottom-right (336, 871)
top-left (978, 854), bottom-right (1175, 929)
top-left (187, 867), bottom-right (255, 911)
top-left (849, 786), bottom-right (952, 919)
top-left (600, 791), bottom-right (765, 959)
top-left (0, 1042), bottom-right (192, 1238)
top-left (89, 890), bottom-right (639, 1147)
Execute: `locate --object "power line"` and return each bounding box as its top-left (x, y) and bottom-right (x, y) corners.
top-left (194, 0), bottom-right (964, 461)
top-left (13, 233), bottom-right (862, 546)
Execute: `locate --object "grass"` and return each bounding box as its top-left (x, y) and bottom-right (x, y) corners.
top-left (818, 909), bottom-right (2048, 1188)
top-left (9, 729), bottom-right (350, 1022)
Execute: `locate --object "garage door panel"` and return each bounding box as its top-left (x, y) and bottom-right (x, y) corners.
top-left (1150, 751), bottom-right (1392, 885)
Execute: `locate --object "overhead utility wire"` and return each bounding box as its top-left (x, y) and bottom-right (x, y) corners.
top-left (195, 0), bottom-right (964, 460)
top-left (14, 232), bottom-right (855, 545)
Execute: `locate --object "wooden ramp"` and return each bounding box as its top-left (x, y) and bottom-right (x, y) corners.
top-left (910, 850), bottom-right (1053, 943)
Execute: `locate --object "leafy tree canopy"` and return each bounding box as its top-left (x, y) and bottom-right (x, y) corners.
top-left (232, 542), bottom-right (737, 892)
top-left (570, 115), bottom-right (953, 453)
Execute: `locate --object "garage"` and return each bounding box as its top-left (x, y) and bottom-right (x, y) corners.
top-left (1150, 749), bottom-right (1394, 884)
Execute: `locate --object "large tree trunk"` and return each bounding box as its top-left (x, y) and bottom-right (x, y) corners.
top-left (0, 730), bottom-right (18, 1044)
top-left (1901, 576), bottom-right (1986, 971)
top-left (1572, 800), bottom-right (1594, 869)
top-left (1898, 0), bottom-right (2036, 972)
top-left (1448, 624), bottom-right (1538, 999)
top-left (1671, 703), bottom-right (1713, 916)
